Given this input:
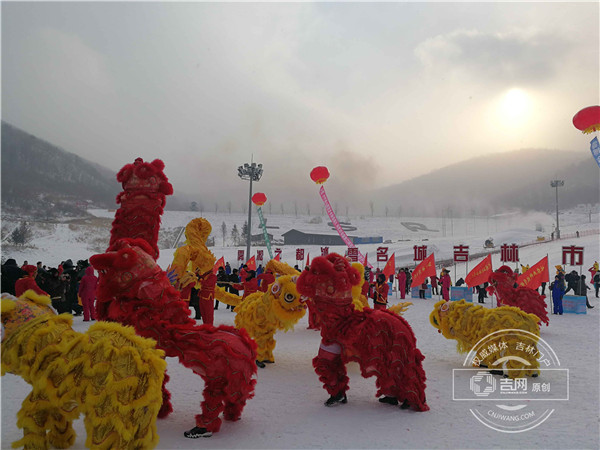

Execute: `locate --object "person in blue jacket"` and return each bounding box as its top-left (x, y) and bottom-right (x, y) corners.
top-left (551, 275), bottom-right (565, 315)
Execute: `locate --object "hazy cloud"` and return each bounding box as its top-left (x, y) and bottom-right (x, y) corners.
top-left (415, 28), bottom-right (572, 85)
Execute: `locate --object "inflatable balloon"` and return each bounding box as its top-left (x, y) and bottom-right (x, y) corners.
top-left (310, 166), bottom-right (330, 184)
top-left (573, 106), bottom-right (600, 134)
top-left (252, 192), bottom-right (267, 206)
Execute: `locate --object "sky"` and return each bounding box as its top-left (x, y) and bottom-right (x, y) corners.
top-left (2, 1), bottom-right (599, 207)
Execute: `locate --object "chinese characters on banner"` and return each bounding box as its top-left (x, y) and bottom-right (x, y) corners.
top-left (237, 250), bottom-right (244, 262)
top-left (347, 247), bottom-right (359, 262)
top-left (413, 245), bottom-right (427, 262)
top-left (321, 247), bottom-right (329, 257)
top-left (296, 248), bottom-right (305, 261)
top-left (377, 247), bottom-right (389, 262)
top-left (256, 250), bottom-right (263, 262)
top-left (562, 246), bottom-right (584, 266)
top-left (500, 244), bottom-right (519, 263)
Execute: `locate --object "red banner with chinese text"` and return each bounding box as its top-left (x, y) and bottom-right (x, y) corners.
top-left (465, 254), bottom-right (493, 288)
top-left (517, 256), bottom-right (549, 289)
top-left (411, 253), bottom-right (436, 288)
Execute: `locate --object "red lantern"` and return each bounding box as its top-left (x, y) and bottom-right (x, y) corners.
top-left (252, 192), bottom-right (267, 206)
top-left (310, 166), bottom-right (330, 184)
top-left (573, 106), bottom-right (600, 134)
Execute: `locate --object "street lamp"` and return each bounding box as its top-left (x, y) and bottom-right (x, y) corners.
top-left (550, 180), bottom-right (564, 239)
top-left (238, 161), bottom-right (263, 261)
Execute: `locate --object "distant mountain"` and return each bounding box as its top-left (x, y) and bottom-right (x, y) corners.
top-left (1, 121), bottom-right (120, 216)
top-left (373, 148), bottom-right (599, 217)
top-left (1, 122), bottom-right (195, 217)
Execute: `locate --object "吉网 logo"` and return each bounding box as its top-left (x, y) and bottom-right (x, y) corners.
top-left (453, 329), bottom-right (569, 433)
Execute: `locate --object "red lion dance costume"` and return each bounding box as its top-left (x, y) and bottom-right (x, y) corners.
top-left (295, 253), bottom-right (429, 411)
top-left (487, 265), bottom-right (549, 327)
top-left (90, 158), bottom-right (257, 439)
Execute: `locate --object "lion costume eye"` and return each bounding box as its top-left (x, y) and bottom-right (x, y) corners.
top-left (291, 275), bottom-right (298, 283)
top-left (440, 302), bottom-right (450, 312)
top-left (284, 293), bottom-right (295, 303)
top-left (271, 283), bottom-right (281, 295)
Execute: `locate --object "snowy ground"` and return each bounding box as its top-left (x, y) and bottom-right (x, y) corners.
top-left (2, 211), bottom-right (599, 449)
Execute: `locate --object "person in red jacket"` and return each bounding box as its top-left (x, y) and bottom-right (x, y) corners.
top-left (78, 266), bottom-right (98, 321)
top-left (197, 270), bottom-right (216, 325)
top-left (233, 270), bottom-right (259, 301)
top-left (15, 265), bottom-right (48, 297)
top-left (396, 269), bottom-right (407, 299)
top-left (371, 273), bottom-right (389, 310)
top-left (257, 269), bottom-right (275, 293)
top-left (440, 270), bottom-right (452, 300)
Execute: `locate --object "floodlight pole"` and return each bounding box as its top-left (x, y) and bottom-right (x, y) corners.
top-left (550, 180), bottom-right (564, 239)
top-left (238, 160), bottom-right (263, 262)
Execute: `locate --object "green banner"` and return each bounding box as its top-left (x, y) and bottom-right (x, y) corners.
top-left (257, 206), bottom-right (273, 259)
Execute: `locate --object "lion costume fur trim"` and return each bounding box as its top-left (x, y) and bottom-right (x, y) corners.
top-left (233, 274), bottom-right (306, 362)
top-left (1, 291), bottom-right (166, 449)
top-left (430, 299), bottom-right (540, 378)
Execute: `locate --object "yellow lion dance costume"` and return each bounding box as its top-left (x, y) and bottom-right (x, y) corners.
top-left (215, 260), bottom-right (306, 367)
top-left (1, 290), bottom-right (166, 450)
top-left (430, 299), bottom-right (540, 378)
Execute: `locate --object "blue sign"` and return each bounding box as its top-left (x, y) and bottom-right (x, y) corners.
top-left (450, 286), bottom-right (473, 302)
top-left (410, 285), bottom-right (432, 299)
top-left (591, 137), bottom-right (600, 168)
top-left (562, 295), bottom-right (587, 314)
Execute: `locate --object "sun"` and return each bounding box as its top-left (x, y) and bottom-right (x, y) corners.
top-left (498, 88), bottom-right (531, 126)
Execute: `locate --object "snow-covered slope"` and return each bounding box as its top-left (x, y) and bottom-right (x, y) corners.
top-left (1, 210), bottom-right (599, 449)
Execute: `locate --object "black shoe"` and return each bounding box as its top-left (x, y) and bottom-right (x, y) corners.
top-left (378, 396), bottom-right (398, 406)
top-left (400, 400), bottom-right (411, 410)
top-left (214, 307), bottom-right (219, 310)
top-left (325, 392), bottom-right (347, 406)
top-left (184, 427), bottom-right (212, 438)
top-left (256, 360), bottom-right (266, 368)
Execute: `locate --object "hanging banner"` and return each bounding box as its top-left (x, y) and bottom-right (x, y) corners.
top-left (590, 136), bottom-right (600, 167)
top-left (256, 206), bottom-right (273, 259)
top-left (319, 185), bottom-right (370, 267)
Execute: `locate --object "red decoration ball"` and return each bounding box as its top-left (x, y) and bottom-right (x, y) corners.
top-left (252, 192), bottom-right (267, 206)
top-left (310, 166), bottom-right (330, 184)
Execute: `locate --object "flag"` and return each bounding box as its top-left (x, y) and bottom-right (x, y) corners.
top-left (246, 255), bottom-right (256, 271)
top-left (306, 253), bottom-right (310, 267)
top-left (411, 253), bottom-right (436, 288)
top-left (382, 253), bottom-right (396, 279)
top-left (364, 252), bottom-right (368, 269)
top-left (274, 253), bottom-right (281, 262)
top-left (465, 254), bottom-right (493, 288)
top-left (517, 256), bottom-right (549, 289)
top-left (213, 256), bottom-right (225, 274)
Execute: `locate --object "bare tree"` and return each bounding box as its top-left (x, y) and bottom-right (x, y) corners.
top-left (269, 203), bottom-right (272, 214)
top-left (369, 201), bottom-right (374, 217)
top-left (221, 221), bottom-right (227, 246)
top-left (280, 203), bottom-right (284, 214)
top-left (227, 201), bottom-right (232, 214)
top-left (307, 203), bottom-right (311, 216)
top-left (231, 224), bottom-right (240, 246)
top-left (294, 201), bottom-right (298, 218)
top-left (215, 203), bottom-right (218, 213)
top-left (385, 206), bottom-right (389, 217)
